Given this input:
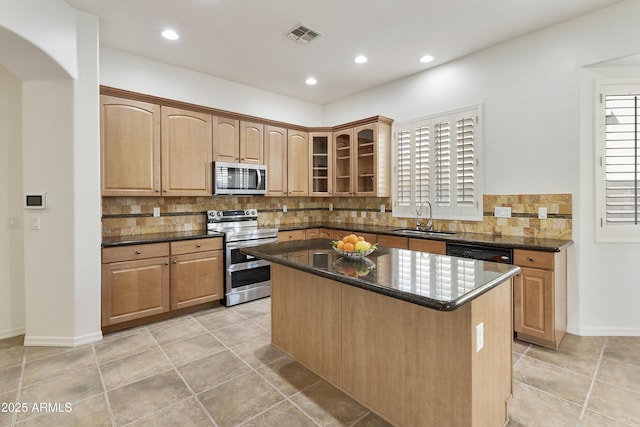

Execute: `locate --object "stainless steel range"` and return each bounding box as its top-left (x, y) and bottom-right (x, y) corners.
top-left (207, 209), bottom-right (278, 306)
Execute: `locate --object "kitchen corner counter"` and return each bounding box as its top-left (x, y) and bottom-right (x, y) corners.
top-left (242, 238), bottom-right (521, 311)
top-left (101, 230), bottom-right (223, 248)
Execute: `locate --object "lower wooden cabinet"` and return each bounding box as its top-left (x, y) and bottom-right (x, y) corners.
top-left (170, 239), bottom-right (223, 310)
top-left (101, 238), bottom-right (223, 327)
top-left (408, 238), bottom-right (446, 254)
top-left (513, 249), bottom-right (567, 349)
top-left (101, 244), bottom-right (171, 326)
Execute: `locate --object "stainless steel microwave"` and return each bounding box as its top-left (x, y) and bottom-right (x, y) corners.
top-left (213, 162), bottom-right (267, 195)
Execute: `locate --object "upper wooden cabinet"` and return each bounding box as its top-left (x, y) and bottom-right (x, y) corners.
top-left (213, 117), bottom-right (240, 163)
top-left (100, 95), bottom-right (212, 196)
top-left (213, 118), bottom-right (263, 165)
top-left (161, 107), bottom-right (213, 196)
top-left (309, 132), bottom-right (333, 196)
top-left (333, 118), bottom-right (391, 197)
top-left (100, 96), bottom-right (161, 196)
top-left (265, 126), bottom-right (309, 196)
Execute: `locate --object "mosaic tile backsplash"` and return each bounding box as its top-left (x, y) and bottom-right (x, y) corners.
top-left (102, 193), bottom-right (572, 240)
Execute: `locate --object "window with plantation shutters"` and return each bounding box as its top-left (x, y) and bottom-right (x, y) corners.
top-left (392, 106), bottom-right (483, 220)
top-left (597, 84), bottom-right (640, 241)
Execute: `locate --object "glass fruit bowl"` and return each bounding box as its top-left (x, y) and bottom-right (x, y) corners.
top-left (333, 257), bottom-right (376, 278)
top-left (331, 242), bottom-right (377, 259)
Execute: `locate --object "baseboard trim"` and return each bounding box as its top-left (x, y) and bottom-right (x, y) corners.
top-left (23, 331), bottom-right (103, 347)
top-left (567, 326), bottom-right (640, 336)
top-left (0, 327), bottom-right (26, 340)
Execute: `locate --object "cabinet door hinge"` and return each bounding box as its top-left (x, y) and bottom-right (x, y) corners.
top-left (600, 93), bottom-right (603, 104)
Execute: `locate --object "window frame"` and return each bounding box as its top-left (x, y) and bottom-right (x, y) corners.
top-left (391, 105), bottom-right (484, 221)
top-left (596, 82), bottom-right (640, 242)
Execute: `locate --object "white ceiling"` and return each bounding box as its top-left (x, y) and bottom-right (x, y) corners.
top-left (65, 0), bottom-right (624, 105)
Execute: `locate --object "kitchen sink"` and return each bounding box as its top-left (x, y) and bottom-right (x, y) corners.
top-left (391, 228), bottom-right (456, 236)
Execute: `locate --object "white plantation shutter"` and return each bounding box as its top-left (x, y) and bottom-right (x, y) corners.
top-left (392, 106), bottom-right (483, 220)
top-left (416, 125), bottom-right (430, 203)
top-left (598, 84), bottom-right (640, 240)
top-left (433, 121), bottom-right (451, 207)
top-left (397, 129), bottom-right (412, 207)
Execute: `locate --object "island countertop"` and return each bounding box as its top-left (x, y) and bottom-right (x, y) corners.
top-left (242, 238), bottom-right (521, 311)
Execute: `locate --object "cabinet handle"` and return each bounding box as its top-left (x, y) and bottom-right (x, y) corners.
top-left (173, 261), bottom-right (177, 264)
top-left (196, 244), bottom-right (201, 248)
top-left (164, 262), bottom-right (169, 265)
top-left (241, 157), bottom-right (245, 160)
top-left (135, 250), bottom-right (142, 255)
top-left (155, 189), bottom-right (160, 193)
top-left (163, 190), bottom-right (167, 193)
top-left (529, 257), bottom-right (535, 262)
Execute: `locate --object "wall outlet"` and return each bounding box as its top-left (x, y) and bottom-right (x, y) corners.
top-left (476, 322), bottom-right (484, 352)
top-left (329, 203), bottom-right (333, 211)
top-left (282, 205), bottom-right (287, 213)
top-left (153, 207), bottom-right (160, 218)
top-left (380, 203), bottom-right (385, 213)
top-left (538, 207), bottom-right (548, 219)
top-left (494, 206), bottom-right (512, 218)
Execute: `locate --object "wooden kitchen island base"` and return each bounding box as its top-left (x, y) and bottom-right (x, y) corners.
top-left (271, 263), bottom-right (513, 427)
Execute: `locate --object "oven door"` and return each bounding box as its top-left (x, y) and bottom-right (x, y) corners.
top-left (224, 237), bottom-right (277, 305)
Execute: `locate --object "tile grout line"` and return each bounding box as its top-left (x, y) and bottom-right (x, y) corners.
top-left (193, 306), bottom-right (324, 427)
top-left (91, 344), bottom-right (118, 427)
top-left (9, 345), bottom-right (27, 427)
top-left (144, 321), bottom-right (220, 427)
top-left (577, 337), bottom-right (607, 424)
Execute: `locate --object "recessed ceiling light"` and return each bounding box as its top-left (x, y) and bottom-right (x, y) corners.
top-left (161, 29), bottom-right (180, 40)
top-left (419, 55), bottom-right (434, 64)
top-left (354, 55), bottom-right (368, 64)
top-left (305, 77), bottom-right (317, 85)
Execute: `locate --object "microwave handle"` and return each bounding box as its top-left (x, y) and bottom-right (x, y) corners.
top-left (256, 168), bottom-right (262, 189)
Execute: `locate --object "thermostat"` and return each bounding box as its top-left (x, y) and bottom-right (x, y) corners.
top-left (24, 193), bottom-right (48, 209)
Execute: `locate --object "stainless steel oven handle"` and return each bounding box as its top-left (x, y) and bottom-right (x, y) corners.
top-left (226, 238), bottom-right (278, 250)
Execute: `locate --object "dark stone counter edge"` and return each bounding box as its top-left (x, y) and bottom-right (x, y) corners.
top-left (279, 222), bottom-right (574, 253)
top-left (102, 231), bottom-right (224, 248)
top-left (242, 245), bottom-right (521, 312)
top-left (102, 223), bottom-right (573, 253)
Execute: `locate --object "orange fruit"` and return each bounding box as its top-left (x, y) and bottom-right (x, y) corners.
top-left (343, 242), bottom-right (355, 252)
top-left (357, 236), bottom-right (365, 241)
top-left (336, 240), bottom-right (344, 250)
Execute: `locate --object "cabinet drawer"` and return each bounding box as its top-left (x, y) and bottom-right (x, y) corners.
top-left (377, 235), bottom-right (408, 249)
top-left (514, 249), bottom-right (554, 270)
top-left (102, 243), bottom-right (170, 264)
top-left (171, 238), bottom-right (223, 255)
top-left (279, 230), bottom-right (306, 242)
top-left (306, 228), bottom-right (331, 239)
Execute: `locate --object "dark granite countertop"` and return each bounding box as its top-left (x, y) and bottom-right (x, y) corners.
top-left (102, 230), bottom-right (223, 248)
top-left (242, 239), bottom-right (521, 311)
top-left (278, 222), bottom-right (573, 252)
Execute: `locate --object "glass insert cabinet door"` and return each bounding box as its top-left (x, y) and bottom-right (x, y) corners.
top-left (334, 129), bottom-right (353, 195)
top-left (310, 132), bottom-right (333, 196)
top-left (355, 126), bottom-right (376, 194)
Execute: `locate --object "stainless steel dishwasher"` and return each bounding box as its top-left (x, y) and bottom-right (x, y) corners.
top-left (446, 242), bottom-right (513, 264)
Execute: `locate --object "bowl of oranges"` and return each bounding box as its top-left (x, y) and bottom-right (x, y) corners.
top-left (331, 233), bottom-right (377, 259)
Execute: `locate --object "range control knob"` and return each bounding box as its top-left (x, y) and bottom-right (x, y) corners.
top-left (250, 209), bottom-right (257, 216)
top-left (216, 211), bottom-right (222, 217)
top-left (244, 210), bottom-right (250, 215)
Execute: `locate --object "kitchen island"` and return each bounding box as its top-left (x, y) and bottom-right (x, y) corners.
top-left (243, 239), bottom-right (522, 427)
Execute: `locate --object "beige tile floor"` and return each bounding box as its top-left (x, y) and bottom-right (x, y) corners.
top-left (1, 297), bottom-right (638, 427)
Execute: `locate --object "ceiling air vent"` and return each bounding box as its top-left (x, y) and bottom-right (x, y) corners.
top-left (286, 24), bottom-right (321, 45)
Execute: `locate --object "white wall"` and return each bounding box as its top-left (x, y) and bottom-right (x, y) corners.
top-left (0, 0), bottom-right (102, 345)
top-left (0, 66), bottom-right (25, 339)
top-left (323, 0), bottom-right (640, 335)
top-left (100, 47), bottom-right (324, 127)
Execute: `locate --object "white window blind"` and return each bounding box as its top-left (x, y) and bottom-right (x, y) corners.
top-left (598, 84), bottom-right (640, 241)
top-left (392, 106), bottom-right (483, 220)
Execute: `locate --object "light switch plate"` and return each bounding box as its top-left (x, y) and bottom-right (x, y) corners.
top-left (476, 322), bottom-right (484, 352)
top-left (494, 206), bottom-right (512, 218)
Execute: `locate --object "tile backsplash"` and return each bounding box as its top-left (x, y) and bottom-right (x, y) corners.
top-left (102, 193), bottom-right (572, 240)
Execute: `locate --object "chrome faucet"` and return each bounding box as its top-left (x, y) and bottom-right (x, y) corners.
top-left (415, 200), bottom-right (434, 231)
